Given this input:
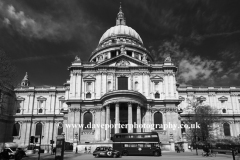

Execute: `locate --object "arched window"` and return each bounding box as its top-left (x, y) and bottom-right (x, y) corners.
top-left (223, 123), bottom-right (230, 136)
top-left (12, 123), bottom-right (20, 136)
top-left (38, 108), bottom-right (43, 113)
top-left (57, 123), bottom-right (63, 135)
top-left (83, 112), bottom-right (92, 130)
top-left (154, 112), bottom-right (163, 130)
top-left (222, 109), bottom-right (226, 113)
top-left (16, 109), bottom-right (21, 113)
top-left (134, 81), bottom-right (138, 91)
top-left (155, 92), bottom-right (160, 99)
top-left (35, 122), bottom-right (43, 136)
top-left (86, 93), bottom-right (91, 98)
top-left (108, 81), bottom-right (111, 91)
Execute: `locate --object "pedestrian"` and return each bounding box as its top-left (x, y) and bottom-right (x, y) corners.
top-left (75, 147), bottom-right (78, 154)
top-left (53, 147), bottom-right (56, 155)
top-left (85, 147), bottom-right (87, 153)
top-left (176, 146), bottom-right (180, 153)
top-left (88, 146), bottom-right (91, 154)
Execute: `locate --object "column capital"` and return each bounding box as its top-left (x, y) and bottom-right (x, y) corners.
top-left (115, 103), bottom-right (119, 107)
top-left (128, 102), bottom-right (132, 107)
top-left (106, 105), bottom-right (110, 109)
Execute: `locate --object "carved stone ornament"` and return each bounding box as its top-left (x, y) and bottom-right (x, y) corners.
top-left (116, 59), bottom-right (130, 66)
top-left (81, 130), bottom-right (95, 135)
top-left (142, 53), bottom-right (148, 63)
top-left (151, 108), bottom-right (177, 113)
top-left (75, 55), bottom-right (81, 61)
top-left (164, 56), bottom-right (171, 62)
top-left (120, 45), bottom-right (126, 54)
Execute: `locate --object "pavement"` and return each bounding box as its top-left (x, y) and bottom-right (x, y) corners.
top-left (22, 150), bottom-right (240, 160)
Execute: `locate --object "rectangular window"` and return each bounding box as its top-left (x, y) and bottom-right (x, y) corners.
top-left (123, 144), bottom-right (129, 147)
top-left (86, 82), bottom-right (92, 92)
top-left (118, 77), bottom-right (128, 90)
top-left (138, 144), bottom-right (144, 147)
top-left (130, 144), bottom-right (137, 147)
top-left (144, 144), bottom-right (151, 148)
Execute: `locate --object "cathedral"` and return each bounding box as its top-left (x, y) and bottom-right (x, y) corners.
top-left (1, 5), bottom-right (240, 152)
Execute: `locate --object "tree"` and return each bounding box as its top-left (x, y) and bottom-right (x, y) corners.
top-left (0, 50), bottom-right (15, 86)
top-left (183, 95), bottom-right (219, 155)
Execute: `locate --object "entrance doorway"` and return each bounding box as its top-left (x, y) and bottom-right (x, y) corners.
top-left (120, 122), bottom-right (128, 133)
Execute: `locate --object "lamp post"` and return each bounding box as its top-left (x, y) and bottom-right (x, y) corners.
top-left (75, 132), bottom-right (78, 153)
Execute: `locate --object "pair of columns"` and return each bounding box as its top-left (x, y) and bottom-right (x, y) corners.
top-left (103, 103), bottom-right (142, 141)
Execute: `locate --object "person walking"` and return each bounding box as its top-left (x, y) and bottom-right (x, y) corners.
top-left (88, 146), bottom-right (91, 154)
top-left (85, 147), bottom-right (87, 153)
top-left (75, 147), bottom-right (78, 154)
top-left (176, 146), bottom-right (180, 153)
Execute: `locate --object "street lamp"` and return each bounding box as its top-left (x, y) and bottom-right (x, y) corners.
top-left (75, 132), bottom-right (78, 143)
top-left (74, 132), bottom-right (78, 153)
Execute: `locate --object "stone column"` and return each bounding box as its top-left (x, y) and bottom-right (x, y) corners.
top-left (95, 109), bottom-right (101, 141)
top-left (106, 105), bottom-right (110, 141)
top-left (128, 103), bottom-right (133, 133)
top-left (115, 103), bottom-right (120, 133)
top-left (137, 104), bottom-right (141, 132)
top-left (101, 107), bottom-right (106, 141)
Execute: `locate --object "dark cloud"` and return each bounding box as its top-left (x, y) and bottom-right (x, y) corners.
top-left (0, 0), bottom-right (239, 86)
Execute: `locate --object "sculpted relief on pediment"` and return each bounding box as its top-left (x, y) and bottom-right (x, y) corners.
top-left (116, 59), bottom-right (130, 67)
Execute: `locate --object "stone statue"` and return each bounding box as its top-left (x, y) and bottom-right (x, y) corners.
top-left (165, 56), bottom-right (171, 62)
top-left (120, 45), bottom-right (126, 54)
top-left (142, 54), bottom-right (147, 61)
top-left (75, 55), bottom-right (81, 61)
top-left (116, 59), bottom-right (129, 66)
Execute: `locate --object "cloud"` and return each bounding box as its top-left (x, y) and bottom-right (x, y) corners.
top-left (12, 53), bottom-right (76, 62)
top-left (178, 56), bottom-right (222, 82)
top-left (0, 1), bottom-right (64, 40)
top-left (154, 41), bottom-right (224, 84)
top-left (0, 0), bottom-right (101, 43)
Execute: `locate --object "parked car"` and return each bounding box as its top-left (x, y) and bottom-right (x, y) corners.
top-left (0, 142), bottom-right (18, 159)
top-left (93, 146), bottom-right (121, 158)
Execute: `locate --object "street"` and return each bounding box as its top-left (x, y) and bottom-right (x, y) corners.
top-left (22, 151), bottom-right (239, 160)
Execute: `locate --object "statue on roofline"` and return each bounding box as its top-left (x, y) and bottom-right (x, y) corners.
top-left (75, 55), bottom-right (81, 61)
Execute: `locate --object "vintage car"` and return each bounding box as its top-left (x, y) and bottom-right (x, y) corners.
top-left (93, 146), bottom-right (121, 158)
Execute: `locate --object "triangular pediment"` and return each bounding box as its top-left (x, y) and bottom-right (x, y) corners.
top-left (83, 75), bottom-right (96, 80)
top-left (16, 96), bottom-right (25, 101)
top-left (150, 75), bottom-right (163, 81)
top-left (94, 54), bottom-right (149, 67)
top-left (37, 96), bottom-right (47, 100)
top-left (197, 96), bottom-right (206, 101)
top-left (218, 96), bottom-right (228, 101)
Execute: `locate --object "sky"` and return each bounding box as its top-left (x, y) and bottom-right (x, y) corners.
top-left (0, 0), bottom-right (240, 87)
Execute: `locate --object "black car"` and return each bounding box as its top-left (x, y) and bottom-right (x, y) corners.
top-left (93, 146), bottom-right (121, 158)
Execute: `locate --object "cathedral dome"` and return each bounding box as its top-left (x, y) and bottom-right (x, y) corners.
top-left (99, 25), bottom-right (143, 45)
top-left (98, 3), bottom-right (143, 45)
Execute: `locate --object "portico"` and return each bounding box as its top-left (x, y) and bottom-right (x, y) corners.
top-left (102, 102), bottom-right (143, 139)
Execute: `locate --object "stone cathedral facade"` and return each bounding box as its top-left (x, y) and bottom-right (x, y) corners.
top-left (3, 6), bottom-right (240, 151)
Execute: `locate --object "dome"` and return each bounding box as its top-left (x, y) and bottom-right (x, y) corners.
top-left (99, 25), bottom-right (143, 45)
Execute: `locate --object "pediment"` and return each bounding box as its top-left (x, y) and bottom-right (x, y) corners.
top-left (95, 54), bottom-right (149, 67)
top-left (179, 96), bottom-right (185, 101)
top-left (83, 75), bottom-right (96, 80)
top-left (197, 96), bottom-right (206, 101)
top-left (37, 96), bottom-right (47, 100)
top-left (59, 96), bottom-right (65, 100)
top-left (218, 96), bottom-right (228, 101)
top-left (16, 96), bottom-right (25, 101)
top-left (150, 75), bottom-right (163, 81)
